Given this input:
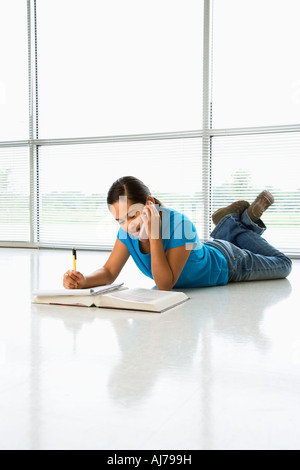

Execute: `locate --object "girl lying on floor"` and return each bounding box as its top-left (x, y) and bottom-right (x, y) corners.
top-left (63, 176), bottom-right (292, 291)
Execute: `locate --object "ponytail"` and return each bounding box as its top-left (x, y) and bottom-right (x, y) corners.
top-left (107, 176), bottom-right (163, 207)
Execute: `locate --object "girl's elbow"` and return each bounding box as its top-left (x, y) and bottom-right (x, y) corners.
top-left (154, 273), bottom-right (176, 291)
top-left (156, 281), bottom-right (175, 291)
top-left (157, 285), bottom-right (172, 291)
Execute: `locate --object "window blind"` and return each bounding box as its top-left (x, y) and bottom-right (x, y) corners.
top-left (212, 0), bottom-right (300, 128)
top-left (36, 0), bottom-right (204, 139)
top-left (1, 0), bottom-right (300, 258)
top-left (0, 0), bottom-right (28, 141)
top-left (0, 147), bottom-right (30, 242)
top-left (211, 133), bottom-right (300, 255)
top-left (38, 138), bottom-right (203, 248)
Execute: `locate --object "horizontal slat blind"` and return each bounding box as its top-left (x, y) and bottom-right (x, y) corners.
top-left (37, 0), bottom-right (203, 139)
top-left (0, 147), bottom-right (30, 242)
top-left (212, 0), bottom-right (300, 128)
top-left (38, 138), bottom-right (203, 247)
top-left (1, 0), bottom-right (300, 259)
top-left (0, 0), bottom-right (28, 141)
top-left (211, 133), bottom-right (300, 255)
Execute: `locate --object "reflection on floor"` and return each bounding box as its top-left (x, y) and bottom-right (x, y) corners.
top-left (0, 248), bottom-right (299, 450)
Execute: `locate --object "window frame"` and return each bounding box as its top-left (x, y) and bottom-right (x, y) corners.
top-left (0, 0), bottom-right (299, 258)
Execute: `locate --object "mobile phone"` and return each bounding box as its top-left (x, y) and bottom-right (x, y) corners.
top-left (139, 207), bottom-right (148, 241)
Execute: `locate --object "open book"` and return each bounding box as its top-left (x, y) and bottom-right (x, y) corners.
top-left (33, 282), bottom-right (125, 298)
top-left (32, 285), bottom-right (189, 313)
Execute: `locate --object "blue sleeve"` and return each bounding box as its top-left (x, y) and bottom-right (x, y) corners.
top-left (166, 212), bottom-right (201, 250)
top-left (117, 227), bottom-right (130, 246)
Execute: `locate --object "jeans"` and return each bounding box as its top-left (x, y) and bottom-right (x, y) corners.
top-left (206, 209), bottom-right (292, 283)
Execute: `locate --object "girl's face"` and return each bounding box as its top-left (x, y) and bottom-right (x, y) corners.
top-left (110, 197), bottom-right (153, 237)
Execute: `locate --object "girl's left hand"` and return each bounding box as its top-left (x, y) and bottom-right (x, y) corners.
top-left (140, 201), bottom-right (161, 240)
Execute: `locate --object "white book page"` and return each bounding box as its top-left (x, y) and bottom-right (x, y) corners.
top-left (105, 288), bottom-right (183, 304)
top-left (33, 283), bottom-right (124, 297)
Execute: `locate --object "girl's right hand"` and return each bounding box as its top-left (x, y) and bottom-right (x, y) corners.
top-left (63, 270), bottom-right (87, 289)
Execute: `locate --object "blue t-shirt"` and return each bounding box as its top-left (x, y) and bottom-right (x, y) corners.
top-left (117, 206), bottom-right (229, 288)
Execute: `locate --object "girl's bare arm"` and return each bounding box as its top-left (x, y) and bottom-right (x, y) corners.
top-left (142, 202), bottom-right (192, 290)
top-left (63, 239), bottom-right (130, 289)
top-left (150, 239), bottom-right (192, 290)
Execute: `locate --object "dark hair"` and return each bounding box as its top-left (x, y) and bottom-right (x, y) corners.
top-left (107, 176), bottom-right (163, 206)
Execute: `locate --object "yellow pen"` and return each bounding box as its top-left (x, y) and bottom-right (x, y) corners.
top-left (72, 248), bottom-right (77, 288)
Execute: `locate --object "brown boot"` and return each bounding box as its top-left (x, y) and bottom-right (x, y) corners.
top-left (212, 200), bottom-right (250, 226)
top-left (247, 190), bottom-right (275, 221)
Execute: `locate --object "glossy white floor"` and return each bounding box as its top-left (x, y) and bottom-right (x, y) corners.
top-left (0, 247), bottom-right (299, 450)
